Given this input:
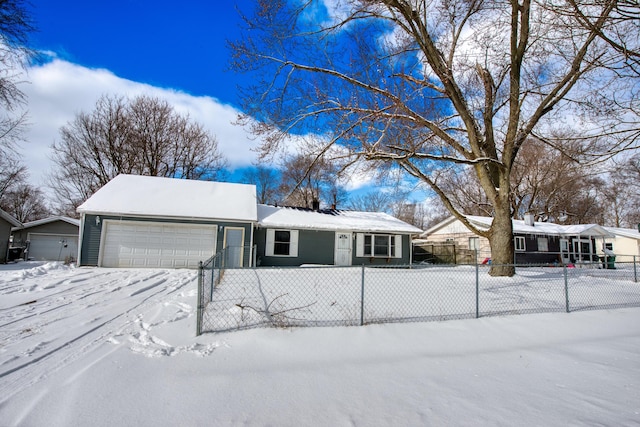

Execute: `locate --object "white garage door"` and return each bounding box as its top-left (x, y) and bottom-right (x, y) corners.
top-left (28, 234), bottom-right (79, 261)
top-left (100, 221), bottom-right (217, 268)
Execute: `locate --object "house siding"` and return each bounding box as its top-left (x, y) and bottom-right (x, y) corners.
top-left (12, 221), bottom-right (79, 247)
top-left (514, 234), bottom-right (562, 264)
top-left (255, 228), bottom-right (335, 266)
top-left (255, 228), bottom-right (413, 267)
top-left (604, 234), bottom-right (640, 262)
top-left (0, 218), bottom-right (12, 263)
top-left (79, 214), bottom-right (253, 267)
top-left (355, 235), bottom-right (411, 266)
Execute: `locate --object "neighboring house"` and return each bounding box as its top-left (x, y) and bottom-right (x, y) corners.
top-left (421, 215), bottom-right (614, 265)
top-left (255, 204), bottom-right (422, 267)
top-left (12, 216), bottom-right (80, 262)
top-left (76, 174), bottom-right (257, 268)
top-left (0, 208), bottom-right (21, 264)
top-left (604, 226), bottom-right (640, 262)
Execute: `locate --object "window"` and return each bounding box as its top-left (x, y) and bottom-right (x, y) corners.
top-left (357, 234), bottom-right (402, 258)
top-left (274, 230), bottom-right (291, 255)
top-left (265, 229), bottom-right (298, 257)
top-left (537, 237), bottom-right (548, 252)
top-left (469, 237), bottom-right (479, 251)
top-left (515, 236), bottom-right (526, 251)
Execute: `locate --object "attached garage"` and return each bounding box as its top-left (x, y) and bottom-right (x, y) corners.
top-left (76, 175), bottom-right (258, 269)
top-left (100, 221), bottom-right (217, 268)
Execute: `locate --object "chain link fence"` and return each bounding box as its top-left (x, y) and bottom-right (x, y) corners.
top-left (197, 255), bottom-right (639, 335)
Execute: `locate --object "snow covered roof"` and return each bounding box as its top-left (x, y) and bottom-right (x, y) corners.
top-left (257, 205), bottom-right (422, 234)
top-left (0, 208), bottom-right (21, 228)
top-left (13, 216), bottom-right (80, 231)
top-left (605, 226), bottom-right (640, 240)
top-left (422, 215), bottom-right (614, 238)
top-left (77, 175), bottom-right (257, 222)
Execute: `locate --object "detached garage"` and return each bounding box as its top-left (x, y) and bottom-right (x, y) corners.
top-left (77, 174), bottom-right (257, 269)
top-left (11, 217), bottom-right (80, 262)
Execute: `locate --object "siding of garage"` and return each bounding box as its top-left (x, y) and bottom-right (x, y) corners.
top-left (79, 214), bottom-right (253, 267)
top-left (12, 221), bottom-right (79, 248)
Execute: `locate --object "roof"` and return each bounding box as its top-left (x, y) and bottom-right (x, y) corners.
top-left (0, 208), bottom-right (21, 228)
top-left (422, 215), bottom-right (614, 238)
top-left (12, 216), bottom-right (80, 231)
top-left (257, 205), bottom-right (422, 234)
top-left (604, 226), bottom-right (640, 240)
top-left (77, 174), bottom-right (258, 222)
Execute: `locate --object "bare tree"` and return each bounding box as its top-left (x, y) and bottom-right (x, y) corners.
top-left (601, 154), bottom-right (640, 227)
top-left (0, 0), bottom-right (34, 110)
top-left (277, 153), bottom-right (347, 208)
top-left (241, 165), bottom-right (280, 204)
top-left (0, 0), bottom-right (34, 164)
top-left (232, 0), bottom-right (639, 275)
top-left (0, 183), bottom-right (49, 222)
top-left (50, 94), bottom-right (228, 212)
top-left (347, 191), bottom-right (392, 212)
top-left (0, 151), bottom-right (24, 197)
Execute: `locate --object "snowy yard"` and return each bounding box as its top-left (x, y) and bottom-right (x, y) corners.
top-left (1, 261), bottom-right (639, 426)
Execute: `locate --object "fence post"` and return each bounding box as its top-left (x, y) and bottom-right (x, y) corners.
top-left (196, 260), bottom-right (203, 336)
top-left (210, 255), bottom-right (216, 300)
top-left (634, 256), bottom-right (638, 283)
top-left (475, 253), bottom-right (479, 318)
top-left (563, 263), bottom-right (570, 313)
top-left (360, 264), bottom-right (365, 326)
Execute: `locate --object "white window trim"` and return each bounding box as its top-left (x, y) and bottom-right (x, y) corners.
top-left (356, 233), bottom-right (402, 258)
top-left (265, 229), bottom-right (299, 257)
top-left (537, 237), bottom-right (548, 252)
top-left (469, 237), bottom-right (480, 251)
top-left (515, 236), bottom-right (526, 252)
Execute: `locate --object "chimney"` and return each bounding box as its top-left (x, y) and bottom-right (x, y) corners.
top-left (312, 199), bottom-right (320, 211)
top-left (524, 213), bottom-right (535, 226)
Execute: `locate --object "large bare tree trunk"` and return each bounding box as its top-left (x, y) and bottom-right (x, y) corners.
top-left (488, 202), bottom-right (516, 276)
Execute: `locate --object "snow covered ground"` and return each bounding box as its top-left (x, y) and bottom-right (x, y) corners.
top-left (1, 261), bottom-right (639, 426)
top-left (203, 264), bottom-right (640, 332)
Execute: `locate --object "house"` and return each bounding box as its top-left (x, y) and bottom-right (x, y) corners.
top-left (255, 204), bottom-right (422, 267)
top-left (420, 214), bottom-right (614, 265)
top-left (76, 174), bottom-right (422, 269)
top-left (76, 174), bottom-right (257, 268)
top-left (0, 208), bottom-right (21, 263)
top-left (604, 226), bottom-right (640, 262)
top-left (11, 216), bottom-right (80, 262)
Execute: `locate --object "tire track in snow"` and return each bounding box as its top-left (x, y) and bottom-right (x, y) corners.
top-left (0, 270), bottom-right (195, 401)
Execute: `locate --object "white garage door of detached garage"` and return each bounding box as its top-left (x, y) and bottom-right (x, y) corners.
top-left (100, 221), bottom-right (217, 268)
top-left (28, 234), bottom-right (79, 261)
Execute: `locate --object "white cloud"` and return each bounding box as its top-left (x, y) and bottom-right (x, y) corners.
top-left (18, 59), bottom-right (263, 189)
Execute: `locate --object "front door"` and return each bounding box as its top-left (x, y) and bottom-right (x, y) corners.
top-left (572, 238), bottom-right (593, 262)
top-left (560, 239), bottom-right (570, 264)
top-left (223, 227), bottom-right (245, 268)
top-left (335, 232), bottom-right (352, 266)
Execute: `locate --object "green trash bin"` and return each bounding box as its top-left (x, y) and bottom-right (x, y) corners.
top-left (606, 255), bottom-right (616, 269)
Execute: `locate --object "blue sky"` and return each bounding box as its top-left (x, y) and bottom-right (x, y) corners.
top-left (19, 0), bottom-right (291, 193)
top-left (18, 0), bottom-right (418, 206)
top-left (30, 0), bottom-right (252, 105)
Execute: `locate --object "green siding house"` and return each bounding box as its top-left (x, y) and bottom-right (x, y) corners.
top-left (255, 205), bottom-right (422, 267)
top-left (77, 175), bottom-right (421, 269)
top-left (76, 175), bottom-right (257, 269)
